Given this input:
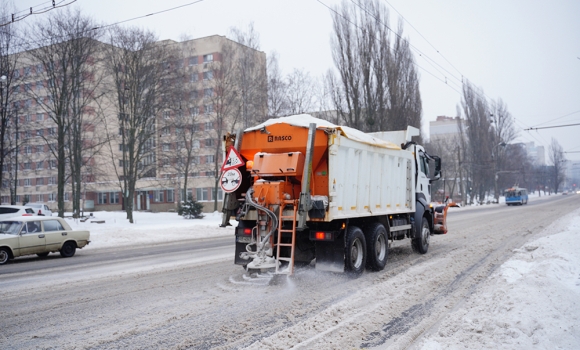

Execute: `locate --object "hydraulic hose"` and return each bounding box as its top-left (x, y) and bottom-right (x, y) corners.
top-left (244, 187), bottom-right (278, 254)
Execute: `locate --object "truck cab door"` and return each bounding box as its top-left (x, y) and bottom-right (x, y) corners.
top-left (417, 152), bottom-right (431, 202)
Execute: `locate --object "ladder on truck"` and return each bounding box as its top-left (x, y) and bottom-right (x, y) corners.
top-left (275, 199), bottom-right (298, 275)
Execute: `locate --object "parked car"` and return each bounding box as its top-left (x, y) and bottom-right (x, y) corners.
top-left (0, 205), bottom-right (35, 219)
top-left (0, 216), bottom-right (90, 265)
top-left (24, 203), bottom-right (53, 216)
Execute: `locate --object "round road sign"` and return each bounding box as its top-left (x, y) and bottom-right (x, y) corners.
top-left (220, 168), bottom-right (242, 193)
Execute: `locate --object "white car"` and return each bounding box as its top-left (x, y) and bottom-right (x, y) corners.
top-left (24, 203), bottom-right (53, 216)
top-left (0, 205), bottom-right (35, 219)
top-left (0, 216), bottom-right (90, 265)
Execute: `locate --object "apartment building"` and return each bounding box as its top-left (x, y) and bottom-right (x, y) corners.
top-left (0, 35), bottom-right (267, 213)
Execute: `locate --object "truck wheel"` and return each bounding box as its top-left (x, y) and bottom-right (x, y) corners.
top-left (365, 223), bottom-right (388, 271)
top-left (412, 217), bottom-right (430, 254)
top-left (345, 226), bottom-right (366, 275)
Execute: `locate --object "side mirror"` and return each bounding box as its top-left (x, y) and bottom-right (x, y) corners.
top-left (430, 156), bottom-right (441, 183)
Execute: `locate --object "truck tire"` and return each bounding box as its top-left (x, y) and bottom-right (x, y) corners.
top-left (365, 223), bottom-right (388, 271)
top-left (345, 226), bottom-right (366, 276)
top-left (412, 217), bottom-right (430, 254)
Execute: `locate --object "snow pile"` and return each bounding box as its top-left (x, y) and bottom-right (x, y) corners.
top-left (63, 210), bottom-right (235, 249)
top-left (419, 209), bottom-right (580, 349)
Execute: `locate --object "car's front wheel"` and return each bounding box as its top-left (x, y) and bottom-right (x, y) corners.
top-left (60, 242), bottom-right (76, 258)
top-left (0, 247), bottom-right (10, 265)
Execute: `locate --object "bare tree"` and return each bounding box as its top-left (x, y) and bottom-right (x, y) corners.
top-left (0, 2), bottom-right (23, 203)
top-left (490, 98), bottom-right (517, 201)
top-left (460, 80), bottom-right (492, 203)
top-left (548, 138), bottom-right (566, 193)
top-left (104, 26), bottom-right (175, 223)
top-left (328, 0), bottom-right (421, 133)
top-left (27, 8), bottom-right (102, 217)
top-left (266, 51), bottom-right (288, 117)
top-left (285, 68), bottom-right (317, 115)
top-left (229, 23), bottom-right (267, 128)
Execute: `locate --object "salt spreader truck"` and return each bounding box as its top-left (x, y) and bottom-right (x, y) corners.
top-left (220, 114), bottom-right (446, 276)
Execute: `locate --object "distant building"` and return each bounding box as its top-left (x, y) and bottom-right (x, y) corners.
top-left (525, 142), bottom-right (546, 166)
top-left (0, 35), bottom-right (266, 213)
top-left (429, 115), bottom-right (465, 142)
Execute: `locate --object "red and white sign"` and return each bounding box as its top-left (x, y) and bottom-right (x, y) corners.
top-left (220, 168), bottom-right (242, 193)
top-left (221, 146), bottom-right (244, 172)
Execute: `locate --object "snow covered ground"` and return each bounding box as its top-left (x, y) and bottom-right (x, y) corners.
top-left (64, 210), bottom-right (235, 249)
top-left (59, 193), bottom-right (579, 348)
top-left (417, 205), bottom-right (580, 349)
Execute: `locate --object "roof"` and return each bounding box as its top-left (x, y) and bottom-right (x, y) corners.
top-left (245, 114), bottom-right (401, 150)
top-left (0, 216), bottom-right (62, 222)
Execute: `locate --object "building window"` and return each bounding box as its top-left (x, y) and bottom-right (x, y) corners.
top-left (37, 194), bottom-right (43, 202)
top-left (191, 91), bottom-right (198, 100)
top-left (24, 162), bottom-right (32, 170)
top-left (36, 161), bottom-right (44, 169)
top-left (192, 140), bottom-right (200, 149)
top-left (36, 129), bottom-right (43, 137)
top-left (36, 146), bottom-right (44, 153)
top-left (36, 177), bottom-right (44, 185)
top-left (24, 178), bottom-right (32, 187)
top-left (196, 187), bottom-right (209, 201)
top-left (204, 88), bottom-right (213, 97)
top-left (49, 160), bottom-right (56, 169)
top-left (64, 192), bottom-right (69, 201)
top-left (25, 114), bottom-right (32, 122)
top-left (167, 189), bottom-right (174, 202)
top-left (98, 192), bottom-right (107, 204)
top-left (25, 146), bottom-right (32, 154)
top-left (110, 192), bottom-right (119, 204)
top-left (48, 193), bottom-right (56, 201)
top-left (190, 106), bottom-right (199, 116)
top-left (24, 67), bottom-right (31, 76)
top-left (163, 111), bottom-right (171, 119)
top-left (162, 143), bottom-right (170, 151)
top-left (205, 138), bottom-right (214, 147)
top-left (206, 155), bottom-right (215, 163)
top-left (36, 81), bottom-right (43, 91)
top-left (191, 73), bottom-right (199, 83)
top-left (37, 113), bottom-right (44, 121)
top-left (204, 104), bottom-right (213, 114)
top-left (36, 64), bottom-right (43, 73)
top-left (189, 56), bottom-right (198, 66)
top-left (213, 187), bottom-right (224, 201)
top-left (203, 54), bottom-right (213, 63)
top-left (205, 121), bottom-right (213, 130)
top-left (48, 176), bottom-right (56, 185)
top-left (155, 190), bottom-right (164, 202)
top-left (203, 71), bottom-right (213, 80)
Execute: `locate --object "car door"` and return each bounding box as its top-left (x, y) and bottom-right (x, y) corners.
top-left (19, 221), bottom-right (46, 255)
top-left (43, 219), bottom-right (67, 251)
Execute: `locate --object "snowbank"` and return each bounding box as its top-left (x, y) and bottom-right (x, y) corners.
top-left (418, 208), bottom-right (580, 349)
top-left (63, 210), bottom-right (235, 249)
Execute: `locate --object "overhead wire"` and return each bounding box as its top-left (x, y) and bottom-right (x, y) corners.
top-left (1, 0), bottom-right (206, 52)
top-left (0, 0), bottom-right (77, 27)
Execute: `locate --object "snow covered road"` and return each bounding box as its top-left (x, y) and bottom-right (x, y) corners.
top-left (0, 195), bottom-right (578, 349)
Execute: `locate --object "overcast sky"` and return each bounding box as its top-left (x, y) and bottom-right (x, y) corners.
top-left (12, 0), bottom-right (580, 161)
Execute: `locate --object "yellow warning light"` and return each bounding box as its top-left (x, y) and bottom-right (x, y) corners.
top-left (246, 160), bottom-right (254, 170)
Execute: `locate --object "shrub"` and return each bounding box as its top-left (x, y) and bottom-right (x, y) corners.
top-left (178, 195), bottom-right (205, 219)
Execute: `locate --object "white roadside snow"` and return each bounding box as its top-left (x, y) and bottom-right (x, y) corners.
top-left (63, 210), bottom-right (235, 249)
top-left (417, 205), bottom-right (580, 349)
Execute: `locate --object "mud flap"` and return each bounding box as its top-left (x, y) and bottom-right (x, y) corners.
top-left (314, 239), bottom-right (344, 273)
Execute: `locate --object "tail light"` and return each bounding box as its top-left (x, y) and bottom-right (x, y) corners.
top-left (311, 231), bottom-right (336, 241)
top-left (22, 213), bottom-right (33, 216)
top-left (243, 228), bottom-right (251, 235)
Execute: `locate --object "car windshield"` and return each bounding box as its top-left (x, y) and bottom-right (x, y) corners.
top-left (0, 221), bottom-right (24, 235)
